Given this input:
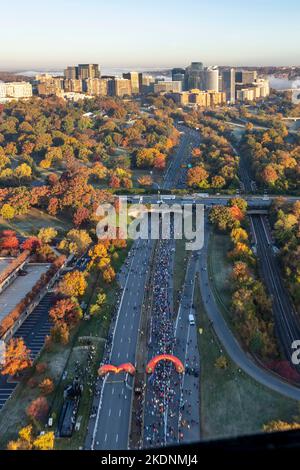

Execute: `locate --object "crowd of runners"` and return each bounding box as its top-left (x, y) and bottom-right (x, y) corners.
top-left (143, 238), bottom-right (181, 447)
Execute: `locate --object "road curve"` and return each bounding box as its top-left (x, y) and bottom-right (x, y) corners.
top-left (198, 217), bottom-right (300, 401)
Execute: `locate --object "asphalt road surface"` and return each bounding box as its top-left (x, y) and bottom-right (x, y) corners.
top-left (163, 128), bottom-right (200, 190)
top-left (251, 215), bottom-right (300, 361)
top-left (171, 253), bottom-right (201, 445)
top-left (86, 237), bottom-right (154, 450)
top-left (198, 216), bottom-right (300, 401)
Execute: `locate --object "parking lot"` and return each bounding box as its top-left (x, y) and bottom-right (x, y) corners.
top-left (0, 264), bottom-right (51, 323)
top-left (0, 293), bottom-right (53, 410)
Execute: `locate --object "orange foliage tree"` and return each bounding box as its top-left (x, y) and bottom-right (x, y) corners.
top-left (1, 338), bottom-right (32, 376)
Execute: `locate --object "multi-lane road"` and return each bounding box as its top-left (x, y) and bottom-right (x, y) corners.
top-left (86, 237), bottom-right (154, 450)
top-left (163, 127), bottom-right (200, 190)
top-left (251, 215), bottom-right (300, 361)
top-left (85, 121), bottom-right (300, 452)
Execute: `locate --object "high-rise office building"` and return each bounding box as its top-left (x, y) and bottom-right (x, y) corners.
top-left (37, 76), bottom-right (64, 97)
top-left (78, 64), bottom-right (100, 80)
top-left (64, 66), bottom-right (78, 80)
top-left (235, 70), bottom-right (257, 84)
top-left (83, 78), bottom-right (108, 96)
top-left (172, 68), bottom-right (185, 88)
top-left (109, 78), bottom-right (132, 97)
top-left (184, 62), bottom-right (205, 91)
top-left (138, 74), bottom-right (155, 94)
top-left (65, 64), bottom-right (100, 80)
top-left (221, 68), bottom-right (236, 104)
top-left (205, 66), bottom-right (219, 92)
top-left (172, 68), bottom-right (185, 80)
top-left (123, 72), bottom-right (140, 94)
top-left (63, 79), bottom-right (83, 93)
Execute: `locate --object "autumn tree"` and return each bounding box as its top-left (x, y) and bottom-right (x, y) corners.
top-left (50, 322), bottom-right (69, 345)
top-left (50, 298), bottom-right (82, 327)
top-left (59, 229), bottom-right (92, 255)
top-left (187, 166), bottom-right (209, 189)
top-left (26, 396), bottom-right (49, 422)
top-left (263, 421), bottom-right (300, 433)
top-left (37, 227), bottom-right (58, 244)
top-left (1, 338), bottom-right (32, 376)
top-left (33, 431), bottom-right (55, 450)
top-left (102, 265), bottom-right (116, 283)
top-left (138, 175), bottom-right (153, 187)
top-left (39, 377), bottom-right (54, 395)
top-left (215, 356), bottom-right (228, 370)
top-left (0, 203), bottom-right (15, 220)
top-left (21, 236), bottom-right (42, 253)
top-left (7, 425), bottom-right (33, 450)
top-left (57, 270), bottom-right (87, 298)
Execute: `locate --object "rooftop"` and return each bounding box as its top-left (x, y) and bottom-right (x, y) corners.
top-left (0, 259), bottom-right (12, 274)
top-left (0, 264), bottom-right (51, 323)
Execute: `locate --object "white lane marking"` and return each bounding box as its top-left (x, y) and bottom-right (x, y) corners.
top-left (116, 434), bottom-right (119, 443)
top-left (108, 408), bottom-right (111, 417)
top-left (104, 433), bottom-right (107, 442)
top-left (119, 409), bottom-right (122, 417)
top-left (109, 240), bottom-right (140, 360)
top-left (91, 375), bottom-right (108, 450)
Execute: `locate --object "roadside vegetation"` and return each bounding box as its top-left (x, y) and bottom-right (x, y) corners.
top-left (194, 281), bottom-right (300, 439)
top-left (270, 199), bottom-right (300, 310)
top-left (208, 198), bottom-right (279, 361)
top-left (0, 232), bottom-right (131, 449)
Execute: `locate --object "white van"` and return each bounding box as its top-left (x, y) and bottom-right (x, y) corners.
top-left (189, 314), bottom-right (195, 326)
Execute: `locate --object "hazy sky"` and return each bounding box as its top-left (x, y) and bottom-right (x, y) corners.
top-left (1, 0), bottom-right (299, 70)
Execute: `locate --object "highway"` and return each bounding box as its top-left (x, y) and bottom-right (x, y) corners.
top-left (198, 216), bottom-right (300, 400)
top-left (86, 237), bottom-right (154, 450)
top-left (163, 126), bottom-right (200, 190)
top-left (85, 121), bottom-right (300, 452)
top-left (142, 233), bottom-right (200, 448)
top-left (251, 215), bottom-right (300, 361)
top-left (171, 253), bottom-right (201, 444)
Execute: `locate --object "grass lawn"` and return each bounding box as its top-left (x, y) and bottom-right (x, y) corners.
top-left (194, 280), bottom-right (299, 439)
top-left (0, 343), bottom-right (70, 448)
top-left (208, 230), bottom-right (233, 324)
top-left (0, 208), bottom-right (72, 236)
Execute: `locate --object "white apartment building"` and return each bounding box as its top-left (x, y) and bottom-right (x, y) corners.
top-left (4, 82), bottom-right (33, 99)
top-left (0, 82), bottom-right (6, 98)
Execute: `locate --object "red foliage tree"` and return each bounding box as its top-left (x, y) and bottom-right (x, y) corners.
top-left (21, 237), bottom-right (42, 253)
top-left (26, 396), bottom-right (49, 422)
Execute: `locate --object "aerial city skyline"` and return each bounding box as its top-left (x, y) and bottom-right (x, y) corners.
top-left (0, 0), bottom-right (299, 461)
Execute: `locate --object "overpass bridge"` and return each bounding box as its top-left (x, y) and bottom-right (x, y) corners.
top-left (282, 117), bottom-right (300, 121)
top-left (247, 209), bottom-right (269, 215)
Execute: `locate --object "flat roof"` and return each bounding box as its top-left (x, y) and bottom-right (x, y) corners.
top-left (0, 258), bottom-right (12, 274)
top-left (0, 264), bottom-right (51, 323)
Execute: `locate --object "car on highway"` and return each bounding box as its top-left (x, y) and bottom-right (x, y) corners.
top-left (189, 314), bottom-right (195, 326)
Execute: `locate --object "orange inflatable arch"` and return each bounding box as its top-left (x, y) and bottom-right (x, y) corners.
top-left (98, 363), bottom-right (136, 376)
top-left (146, 355), bottom-right (184, 374)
